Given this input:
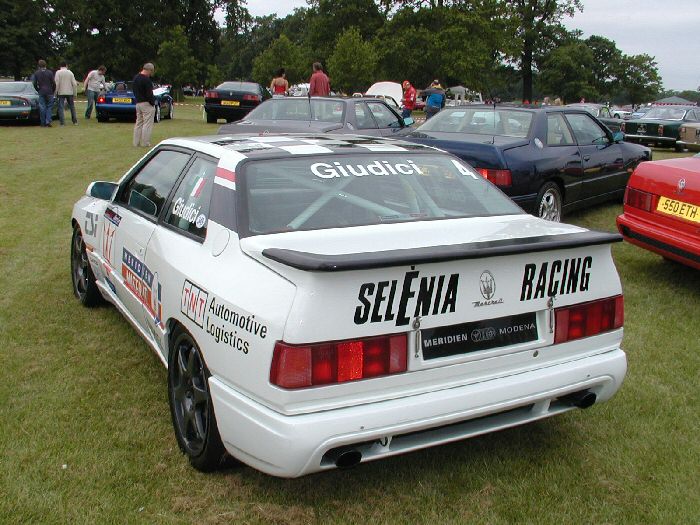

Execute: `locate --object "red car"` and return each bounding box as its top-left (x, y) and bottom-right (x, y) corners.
top-left (617, 155), bottom-right (700, 269)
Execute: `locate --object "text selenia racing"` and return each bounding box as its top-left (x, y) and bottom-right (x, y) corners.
top-left (71, 134), bottom-right (627, 477)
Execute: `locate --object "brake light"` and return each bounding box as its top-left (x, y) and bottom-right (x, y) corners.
top-left (270, 334), bottom-right (407, 389)
top-left (624, 187), bottom-right (656, 212)
top-left (243, 94), bottom-right (261, 102)
top-left (97, 95), bottom-right (105, 103)
top-left (476, 168), bottom-right (512, 186)
top-left (205, 90), bottom-right (218, 99)
top-left (554, 295), bottom-right (623, 344)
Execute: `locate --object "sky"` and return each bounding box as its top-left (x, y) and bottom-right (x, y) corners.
top-left (242, 0), bottom-right (700, 91)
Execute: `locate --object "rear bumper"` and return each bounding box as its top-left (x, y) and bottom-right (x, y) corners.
top-left (624, 134), bottom-right (677, 146)
top-left (617, 213), bottom-right (700, 269)
top-left (210, 348), bottom-right (627, 477)
top-left (204, 104), bottom-right (254, 119)
top-left (677, 140), bottom-right (700, 151)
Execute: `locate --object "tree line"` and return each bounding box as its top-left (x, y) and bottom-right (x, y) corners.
top-left (0, 0), bottom-right (684, 105)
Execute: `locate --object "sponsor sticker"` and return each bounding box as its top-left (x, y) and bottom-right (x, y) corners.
top-left (520, 256), bottom-right (592, 301)
top-left (121, 249), bottom-right (163, 327)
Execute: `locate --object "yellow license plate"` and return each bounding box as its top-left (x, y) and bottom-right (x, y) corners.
top-left (0, 100), bottom-right (10, 105)
top-left (112, 97), bottom-right (132, 104)
top-left (657, 196), bottom-right (700, 223)
top-left (221, 100), bottom-right (240, 106)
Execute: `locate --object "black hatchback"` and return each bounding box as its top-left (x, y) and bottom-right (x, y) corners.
top-left (204, 81), bottom-right (270, 123)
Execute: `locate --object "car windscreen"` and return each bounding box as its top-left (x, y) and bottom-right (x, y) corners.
top-left (111, 81), bottom-right (133, 92)
top-left (0, 82), bottom-right (31, 94)
top-left (418, 108), bottom-right (533, 138)
top-left (644, 107), bottom-right (687, 120)
top-left (246, 99), bottom-right (345, 123)
top-left (217, 82), bottom-right (259, 92)
top-left (239, 153), bottom-right (523, 235)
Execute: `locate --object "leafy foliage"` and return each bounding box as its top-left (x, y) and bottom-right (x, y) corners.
top-left (327, 27), bottom-right (379, 94)
top-left (157, 26), bottom-right (200, 92)
top-left (251, 34), bottom-right (309, 86)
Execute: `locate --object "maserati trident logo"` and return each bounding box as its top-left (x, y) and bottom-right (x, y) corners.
top-left (678, 178), bottom-right (686, 194)
top-left (479, 271), bottom-right (496, 300)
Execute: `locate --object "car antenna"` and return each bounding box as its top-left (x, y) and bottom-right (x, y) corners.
top-left (308, 90), bottom-right (314, 127)
top-left (491, 97), bottom-right (497, 145)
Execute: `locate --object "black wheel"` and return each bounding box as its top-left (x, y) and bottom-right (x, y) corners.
top-left (70, 225), bottom-right (102, 306)
top-left (535, 182), bottom-right (563, 222)
top-left (165, 101), bottom-right (173, 119)
top-left (168, 326), bottom-right (227, 472)
top-left (206, 113), bottom-right (216, 124)
top-left (154, 104), bottom-right (161, 123)
top-left (96, 114), bottom-right (108, 123)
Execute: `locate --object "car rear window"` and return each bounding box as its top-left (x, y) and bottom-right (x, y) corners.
top-left (246, 99), bottom-right (345, 123)
top-left (0, 82), bottom-right (30, 94)
top-left (419, 108), bottom-right (533, 138)
top-left (238, 153), bottom-right (523, 235)
top-left (644, 107), bottom-right (687, 120)
top-left (217, 82), bottom-right (259, 92)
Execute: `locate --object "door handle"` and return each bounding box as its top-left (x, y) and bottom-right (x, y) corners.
top-left (583, 155), bottom-right (591, 161)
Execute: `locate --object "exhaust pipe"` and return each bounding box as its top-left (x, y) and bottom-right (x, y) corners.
top-left (565, 390), bottom-right (597, 409)
top-left (334, 448), bottom-right (362, 469)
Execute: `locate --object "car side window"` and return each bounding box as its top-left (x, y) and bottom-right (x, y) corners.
top-left (163, 156), bottom-right (217, 239)
top-left (117, 149), bottom-right (191, 217)
top-left (355, 103), bottom-right (377, 129)
top-left (600, 107), bottom-right (611, 118)
top-left (565, 113), bottom-right (610, 146)
top-left (367, 102), bottom-right (402, 128)
top-left (546, 114), bottom-right (575, 146)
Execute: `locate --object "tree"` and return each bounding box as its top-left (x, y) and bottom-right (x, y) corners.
top-left (585, 35), bottom-right (623, 99)
top-left (251, 34), bottom-right (308, 86)
top-left (327, 27), bottom-right (378, 94)
top-left (157, 26), bottom-right (200, 95)
top-left (503, 0), bottom-right (582, 101)
top-left (538, 41), bottom-right (597, 103)
top-left (618, 54), bottom-right (662, 106)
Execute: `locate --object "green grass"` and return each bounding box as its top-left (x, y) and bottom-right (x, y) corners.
top-left (1, 107), bottom-right (699, 524)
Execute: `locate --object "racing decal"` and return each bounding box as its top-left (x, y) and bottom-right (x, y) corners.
top-left (311, 159), bottom-right (424, 179)
top-left (214, 166), bottom-right (236, 191)
top-left (354, 268), bottom-right (459, 327)
top-left (102, 222), bottom-right (117, 267)
top-left (180, 280), bottom-right (268, 354)
top-left (171, 197), bottom-right (206, 227)
top-left (104, 207), bottom-right (122, 227)
top-left (121, 249), bottom-right (163, 328)
top-left (520, 256), bottom-right (592, 301)
top-left (84, 211), bottom-right (98, 236)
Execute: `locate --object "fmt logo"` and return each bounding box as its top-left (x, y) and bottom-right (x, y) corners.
top-left (181, 280), bottom-right (208, 328)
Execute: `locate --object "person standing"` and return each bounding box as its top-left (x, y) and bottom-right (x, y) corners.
top-left (132, 63), bottom-right (156, 148)
top-left (401, 80), bottom-right (417, 118)
top-left (55, 61), bottom-right (78, 126)
top-left (31, 59), bottom-right (56, 127)
top-left (423, 80), bottom-right (446, 120)
top-left (308, 62), bottom-right (330, 97)
top-left (84, 65), bottom-right (106, 119)
top-left (270, 68), bottom-right (289, 97)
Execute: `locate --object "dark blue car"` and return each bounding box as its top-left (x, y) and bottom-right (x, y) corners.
top-left (96, 81), bottom-right (174, 123)
top-left (403, 105), bottom-right (651, 221)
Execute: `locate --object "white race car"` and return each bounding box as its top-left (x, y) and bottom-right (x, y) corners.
top-left (71, 134), bottom-right (627, 477)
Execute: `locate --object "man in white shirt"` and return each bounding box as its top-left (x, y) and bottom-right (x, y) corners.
top-left (83, 65), bottom-right (106, 119)
top-left (55, 61), bottom-right (78, 125)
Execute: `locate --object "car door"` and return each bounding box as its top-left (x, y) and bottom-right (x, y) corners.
top-left (543, 113), bottom-right (583, 204)
top-left (564, 112), bottom-right (625, 200)
top-left (352, 102), bottom-right (380, 135)
top-left (106, 147), bottom-right (192, 331)
top-left (366, 101), bottom-right (405, 137)
top-left (143, 153), bottom-right (218, 349)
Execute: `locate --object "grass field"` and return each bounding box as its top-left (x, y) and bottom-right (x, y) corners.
top-left (1, 105), bottom-right (698, 524)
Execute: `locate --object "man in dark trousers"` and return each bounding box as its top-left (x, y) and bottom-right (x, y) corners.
top-left (423, 79), bottom-right (446, 120)
top-left (308, 62), bottom-right (330, 97)
top-left (31, 59), bottom-right (56, 127)
top-left (132, 63), bottom-right (156, 147)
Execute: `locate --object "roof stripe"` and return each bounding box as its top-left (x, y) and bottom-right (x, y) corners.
top-left (278, 144), bottom-right (335, 155)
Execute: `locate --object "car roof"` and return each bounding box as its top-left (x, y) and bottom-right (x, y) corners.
top-left (161, 133), bottom-right (439, 162)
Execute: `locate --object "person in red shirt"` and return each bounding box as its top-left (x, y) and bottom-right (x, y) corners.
top-left (401, 80), bottom-right (417, 118)
top-left (309, 62), bottom-right (330, 96)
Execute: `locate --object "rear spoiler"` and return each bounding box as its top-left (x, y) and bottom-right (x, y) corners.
top-left (262, 230), bottom-right (622, 272)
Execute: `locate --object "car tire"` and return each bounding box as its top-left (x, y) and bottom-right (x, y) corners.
top-left (96, 114), bottom-right (107, 123)
top-left (535, 182), bottom-right (563, 222)
top-left (165, 101), bottom-right (174, 119)
top-left (70, 225), bottom-right (103, 307)
top-left (168, 326), bottom-right (227, 472)
top-left (206, 111), bottom-right (216, 124)
top-left (154, 104), bottom-right (161, 123)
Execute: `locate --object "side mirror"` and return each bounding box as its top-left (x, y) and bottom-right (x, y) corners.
top-left (87, 181), bottom-right (118, 200)
top-left (612, 131), bottom-right (624, 143)
top-left (403, 116), bottom-right (415, 126)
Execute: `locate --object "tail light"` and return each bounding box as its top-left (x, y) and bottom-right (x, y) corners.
top-left (18, 97), bottom-right (29, 106)
top-left (97, 95), bottom-right (105, 103)
top-left (270, 334), bottom-right (407, 389)
top-left (624, 187), bottom-right (656, 212)
top-left (476, 168), bottom-right (512, 186)
top-left (554, 295), bottom-right (623, 344)
top-left (242, 94), bottom-right (261, 102)
top-left (205, 90), bottom-right (218, 99)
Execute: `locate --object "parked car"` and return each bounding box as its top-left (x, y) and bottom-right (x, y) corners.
top-left (611, 106), bottom-right (633, 120)
top-left (617, 154), bottom-right (700, 269)
top-left (565, 103), bottom-right (623, 132)
top-left (203, 81), bottom-right (270, 123)
top-left (679, 122), bottom-right (700, 152)
top-left (403, 105), bottom-right (651, 221)
top-left (218, 97), bottom-right (414, 136)
top-left (70, 133), bottom-right (627, 477)
top-left (0, 81), bottom-right (57, 123)
top-left (96, 82), bottom-right (174, 123)
top-left (621, 106), bottom-right (700, 151)
top-left (629, 105), bottom-right (653, 119)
